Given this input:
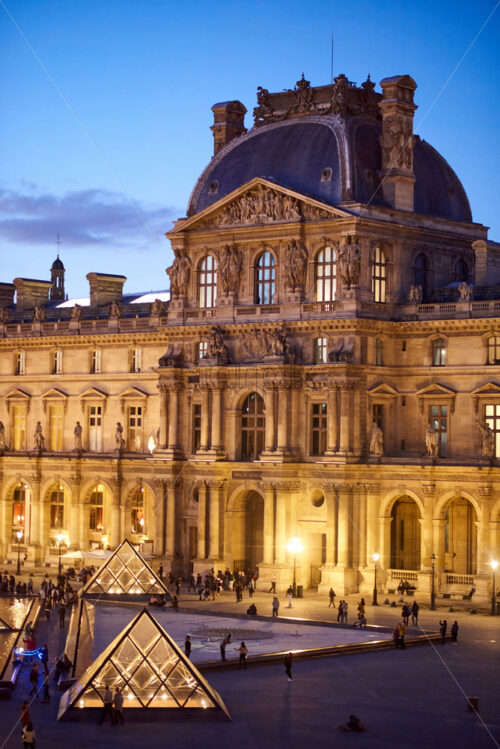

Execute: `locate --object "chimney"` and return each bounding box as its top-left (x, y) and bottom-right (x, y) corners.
top-left (210, 101), bottom-right (247, 156)
top-left (86, 273), bottom-right (127, 308)
top-left (13, 278), bottom-right (51, 313)
top-left (0, 282), bottom-right (15, 308)
top-left (379, 75), bottom-right (418, 212)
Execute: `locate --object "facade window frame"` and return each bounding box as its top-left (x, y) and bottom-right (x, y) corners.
top-left (484, 403), bottom-right (500, 457)
top-left (254, 251), bottom-right (276, 305)
top-left (375, 338), bottom-right (384, 366)
top-left (53, 349), bottom-right (63, 375)
top-left (15, 351), bottom-right (26, 376)
top-left (315, 247), bottom-right (337, 303)
top-left (91, 349), bottom-right (102, 374)
top-left (127, 404), bottom-right (143, 452)
top-left (199, 255), bottom-right (217, 309)
top-left (310, 402), bottom-right (328, 456)
top-left (429, 404), bottom-right (448, 457)
top-left (241, 392), bottom-right (265, 460)
top-left (131, 348), bottom-right (142, 374)
top-left (432, 338), bottom-right (447, 367)
top-left (414, 253), bottom-right (429, 299)
top-left (487, 336), bottom-right (500, 365)
top-left (50, 487), bottom-right (65, 529)
top-left (89, 488), bottom-right (104, 531)
top-left (88, 403), bottom-right (103, 452)
top-left (314, 337), bottom-right (328, 364)
top-left (372, 246), bottom-right (387, 303)
top-left (192, 403), bottom-right (202, 452)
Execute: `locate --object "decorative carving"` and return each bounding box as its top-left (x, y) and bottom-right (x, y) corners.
top-left (282, 240), bottom-right (308, 291)
top-left (73, 421), bottom-right (83, 452)
top-left (0, 307), bottom-right (10, 323)
top-left (203, 326), bottom-right (230, 364)
top-left (0, 421), bottom-right (6, 452)
top-left (218, 244), bottom-right (242, 295)
top-left (166, 250), bottom-right (191, 297)
top-left (71, 303), bottom-right (83, 321)
top-left (34, 421), bottom-right (45, 451)
top-left (33, 306), bottom-right (47, 322)
top-left (408, 284), bottom-right (423, 303)
top-left (458, 282), bottom-right (473, 301)
top-left (109, 300), bottom-right (123, 319)
top-left (328, 337), bottom-right (354, 363)
top-left (158, 342), bottom-right (183, 367)
top-left (241, 325), bottom-right (289, 360)
top-left (115, 422), bottom-right (125, 451)
top-left (338, 237), bottom-right (360, 288)
top-left (381, 114), bottom-right (413, 170)
top-left (478, 421), bottom-right (495, 458)
top-left (150, 298), bottom-right (166, 316)
top-left (369, 420), bottom-right (384, 456)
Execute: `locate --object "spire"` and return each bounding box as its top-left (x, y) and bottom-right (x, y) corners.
top-left (50, 234), bottom-right (65, 300)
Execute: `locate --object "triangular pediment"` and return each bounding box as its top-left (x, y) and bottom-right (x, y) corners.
top-left (5, 388), bottom-right (30, 400)
top-left (79, 387), bottom-right (108, 400)
top-left (57, 607), bottom-right (230, 720)
top-left (169, 177), bottom-right (350, 234)
top-left (79, 539), bottom-right (170, 600)
top-left (118, 386), bottom-right (148, 400)
top-left (367, 382), bottom-right (398, 398)
top-left (41, 387), bottom-right (68, 400)
top-left (416, 383), bottom-right (456, 398)
top-left (471, 382), bottom-right (500, 397)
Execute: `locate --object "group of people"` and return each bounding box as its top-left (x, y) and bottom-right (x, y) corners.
top-left (0, 572), bottom-right (34, 595)
top-left (397, 579), bottom-right (416, 595)
top-left (97, 686), bottom-right (124, 725)
top-left (38, 575), bottom-right (77, 627)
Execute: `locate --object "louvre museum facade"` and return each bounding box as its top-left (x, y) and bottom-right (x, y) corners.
top-left (1, 72), bottom-right (499, 598)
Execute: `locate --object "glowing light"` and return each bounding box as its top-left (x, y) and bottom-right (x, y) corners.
top-left (79, 700), bottom-right (85, 708)
top-left (491, 560), bottom-right (498, 570)
top-left (372, 552), bottom-right (380, 563)
top-left (128, 694), bottom-right (134, 701)
top-left (16, 530), bottom-right (23, 541)
top-left (148, 433), bottom-right (156, 454)
top-left (286, 537), bottom-right (304, 555)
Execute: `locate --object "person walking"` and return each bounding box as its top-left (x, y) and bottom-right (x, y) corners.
top-left (357, 598), bottom-right (366, 618)
top-left (29, 664), bottom-right (40, 698)
top-left (113, 688), bottom-right (124, 725)
top-left (236, 641), bottom-right (248, 670)
top-left (342, 601), bottom-right (349, 624)
top-left (328, 588), bottom-right (335, 607)
top-left (451, 621), bottom-right (459, 643)
top-left (184, 635), bottom-right (192, 659)
top-left (220, 633), bottom-right (231, 661)
top-left (337, 600), bottom-right (343, 623)
top-left (284, 652), bottom-right (293, 681)
top-left (268, 575), bottom-right (276, 593)
top-left (439, 619), bottom-right (447, 644)
top-left (97, 685), bottom-right (114, 724)
top-left (20, 702), bottom-right (30, 730)
top-left (286, 586), bottom-right (293, 608)
top-left (402, 603), bottom-right (410, 625)
top-left (22, 721), bottom-right (36, 748)
top-left (272, 596), bottom-right (279, 617)
top-left (411, 600), bottom-right (419, 626)
top-left (58, 601), bottom-right (66, 629)
top-left (41, 671), bottom-right (51, 703)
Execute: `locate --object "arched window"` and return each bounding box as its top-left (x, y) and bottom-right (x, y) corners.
top-left (372, 246), bottom-right (387, 303)
top-left (12, 484), bottom-right (26, 528)
top-left (414, 253), bottom-right (428, 299)
top-left (454, 257), bottom-right (469, 283)
top-left (199, 255), bottom-right (217, 308)
top-left (89, 487), bottom-right (104, 531)
top-left (241, 393), bottom-right (265, 460)
top-left (315, 247), bottom-right (337, 302)
top-left (130, 487), bottom-right (145, 535)
top-left (50, 487), bottom-right (64, 529)
top-left (255, 251), bottom-right (275, 305)
top-left (314, 337), bottom-right (328, 364)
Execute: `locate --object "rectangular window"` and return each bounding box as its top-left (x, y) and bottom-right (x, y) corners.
top-left (432, 339), bottom-right (446, 366)
top-left (373, 403), bottom-right (384, 430)
top-left (375, 338), bottom-right (383, 366)
top-left (430, 405), bottom-right (448, 457)
top-left (131, 348), bottom-right (142, 373)
top-left (192, 404), bottom-right (201, 452)
top-left (488, 337), bottom-right (500, 365)
top-left (12, 404), bottom-right (26, 451)
top-left (91, 350), bottom-right (101, 374)
top-left (89, 492), bottom-right (104, 531)
top-left (197, 341), bottom-right (208, 363)
top-left (314, 337), bottom-right (328, 364)
top-left (53, 350), bottom-right (63, 374)
top-left (48, 404), bottom-right (64, 451)
top-left (88, 405), bottom-right (103, 451)
top-left (311, 402), bottom-right (327, 456)
top-left (128, 405), bottom-right (143, 451)
top-left (484, 404), bottom-right (500, 457)
top-left (16, 351), bottom-right (26, 375)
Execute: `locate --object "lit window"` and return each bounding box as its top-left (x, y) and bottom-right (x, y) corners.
top-left (89, 488), bottom-right (104, 531)
top-left (255, 251), bottom-right (275, 305)
top-left (48, 404), bottom-right (64, 451)
top-left (430, 405), bottom-right (447, 457)
top-left (484, 404), bottom-right (500, 457)
top-left (311, 403), bottom-right (327, 456)
top-left (375, 338), bottom-right (383, 366)
top-left (432, 338), bottom-right (446, 366)
top-left (192, 404), bottom-right (201, 452)
top-left (88, 405), bottom-right (103, 452)
top-left (487, 337), bottom-right (500, 365)
top-left (91, 350), bottom-right (101, 374)
top-left (315, 247), bottom-right (336, 303)
top-left (53, 350), bottom-right (63, 374)
top-left (128, 406), bottom-right (143, 452)
top-left (131, 488), bottom-right (145, 534)
top-left (241, 393), bottom-right (265, 460)
top-left (314, 337), bottom-right (328, 364)
top-left (50, 487), bottom-right (64, 529)
top-left (131, 348), bottom-right (142, 373)
top-left (372, 246), bottom-right (386, 303)
top-left (199, 255), bottom-right (217, 308)
top-left (12, 484), bottom-right (26, 529)
top-left (15, 351), bottom-right (26, 376)
top-left (12, 404), bottom-right (26, 451)
top-left (197, 341), bottom-right (208, 362)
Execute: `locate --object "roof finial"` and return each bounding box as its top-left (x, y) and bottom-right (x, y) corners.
top-left (56, 232), bottom-right (62, 258)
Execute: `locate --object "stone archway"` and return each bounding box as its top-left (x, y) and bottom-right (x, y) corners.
top-left (230, 490), bottom-right (264, 572)
top-left (390, 496), bottom-right (421, 570)
top-left (444, 497), bottom-right (477, 575)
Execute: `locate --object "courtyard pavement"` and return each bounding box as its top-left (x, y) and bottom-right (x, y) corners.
top-left (0, 578), bottom-right (499, 748)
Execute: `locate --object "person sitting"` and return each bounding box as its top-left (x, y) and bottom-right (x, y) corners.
top-left (338, 714), bottom-right (365, 732)
top-left (354, 613), bottom-right (367, 628)
top-left (247, 603), bottom-right (257, 615)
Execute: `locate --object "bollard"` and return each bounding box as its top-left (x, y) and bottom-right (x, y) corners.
top-left (467, 696), bottom-right (479, 712)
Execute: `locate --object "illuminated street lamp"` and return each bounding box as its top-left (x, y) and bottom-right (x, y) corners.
top-left (286, 537), bottom-right (304, 597)
top-left (16, 530), bottom-right (23, 576)
top-left (430, 553), bottom-right (437, 611)
top-left (372, 552), bottom-right (380, 606)
top-left (491, 560), bottom-right (498, 616)
top-left (56, 532), bottom-right (65, 577)
top-left (148, 433), bottom-right (156, 454)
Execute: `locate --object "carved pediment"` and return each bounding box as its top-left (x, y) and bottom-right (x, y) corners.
top-left (367, 383), bottom-right (398, 399)
top-left (170, 178), bottom-right (348, 234)
top-left (471, 382), bottom-right (500, 414)
top-left (41, 387), bottom-right (68, 414)
top-left (416, 383), bottom-right (456, 414)
top-left (79, 387), bottom-right (108, 413)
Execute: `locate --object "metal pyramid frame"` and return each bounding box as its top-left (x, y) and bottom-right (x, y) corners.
top-left (79, 539), bottom-right (170, 600)
top-left (58, 607), bottom-right (230, 720)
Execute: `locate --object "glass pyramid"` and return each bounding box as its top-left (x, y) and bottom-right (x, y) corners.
top-left (79, 539), bottom-right (170, 600)
top-left (57, 608), bottom-right (230, 720)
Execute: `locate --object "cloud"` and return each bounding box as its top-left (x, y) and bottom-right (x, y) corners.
top-left (0, 184), bottom-right (179, 250)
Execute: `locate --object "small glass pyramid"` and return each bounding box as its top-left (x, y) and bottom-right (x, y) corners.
top-left (57, 608), bottom-right (230, 720)
top-left (79, 539), bottom-right (170, 600)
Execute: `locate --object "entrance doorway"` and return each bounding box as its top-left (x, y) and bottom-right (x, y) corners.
top-left (231, 491), bottom-right (264, 571)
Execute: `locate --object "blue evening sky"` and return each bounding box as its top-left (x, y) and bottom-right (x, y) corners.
top-left (0, 0), bottom-right (499, 298)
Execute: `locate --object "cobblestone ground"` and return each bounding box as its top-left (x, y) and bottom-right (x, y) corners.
top-left (1, 575), bottom-right (499, 748)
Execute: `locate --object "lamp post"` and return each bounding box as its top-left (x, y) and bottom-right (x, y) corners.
top-left (286, 537), bottom-right (304, 597)
top-left (372, 552), bottom-right (380, 606)
top-left (430, 553), bottom-right (437, 611)
top-left (491, 560), bottom-right (498, 616)
top-left (16, 530), bottom-right (23, 576)
top-left (56, 533), bottom-right (65, 577)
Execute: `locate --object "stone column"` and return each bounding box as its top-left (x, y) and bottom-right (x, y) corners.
top-left (208, 481), bottom-right (223, 559)
top-left (264, 387), bottom-right (276, 452)
top-left (69, 476), bottom-right (81, 549)
top-left (365, 486), bottom-right (379, 561)
top-left (275, 487), bottom-right (286, 563)
top-left (263, 483), bottom-right (275, 563)
top-left (110, 495), bottom-right (120, 548)
top-left (339, 386), bottom-right (351, 453)
top-left (167, 388), bottom-right (179, 450)
top-left (166, 482), bottom-right (176, 557)
top-left (30, 478), bottom-right (41, 547)
top-left (276, 387), bottom-right (288, 453)
top-left (420, 487), bottom-right (436, 566)
top-left (211, 387), bottom-right (223, 452)
top-left (327, 386), bottom-right (338, 453)
top-left (158, 384), bottom-right (168, 448)
top-left (353, 388), bottom-right (361, 454)
top-left (200, 387), bottom-right (210, 451)
top-left (477, 502), bottom-right (491, 575)
top-left (325, 485), bottom-right (337, 565)
top-left (153, 481), bottom-right (165, 556)
top-left (197, 482), bottom-right (207, 559)
top-left (357, 485), bottom-right (367, 567)
top-left (337, 485), bottom-right (351, 566)
top-left (379, 517), bottom-right (392, 570)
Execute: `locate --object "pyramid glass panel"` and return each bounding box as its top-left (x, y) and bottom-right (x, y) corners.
top-left (167, 661), bottom-right (199, 706)
top-left (148, 638), bottom-right (178, 677)
top-left (185, 686), bottom-right (216, 709)
top-left (129, 615), bottom-right (160, 652)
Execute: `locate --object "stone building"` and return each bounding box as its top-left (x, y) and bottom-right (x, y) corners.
top-left (1, 72), bottom-right (499, 600)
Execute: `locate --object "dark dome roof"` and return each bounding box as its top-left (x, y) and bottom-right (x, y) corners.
top-left (51, 256), bottom-right (65, 270)
top-left (188, 116), bottom-right (471, 223)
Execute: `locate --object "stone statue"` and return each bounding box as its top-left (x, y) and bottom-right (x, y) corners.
top-left (115, 422), bottom-right (125, 451)
top-left (0, 307), bottom-right (10, 323)
top-left (0, 421), bottom-right (6, 452)
top-left (283, 240), bottom-right (307, 290)
top-left (381, 114), bottom-right (412, 169)
top-left (425, 422), bottom-right (439, 457)
top-left (206, 326), bottom-right (229, 363)
top-left (338, 238), bottom-right (361, 289)
top-left (408, 284), bottom-right (423, 304)
top-left (458, 282), bottom-right (473, 301)
top-left (269, 325), bottom-right (288, 357)
top-left (150, 298), bottom-right (165, 316)
top-left (71, 303), bottom-right (83, 321)
top-left (166, 250), bottom-right (191, 297)
top-left (369, 420), bottom-right (384, 456)
top-left (109, 300), bottom-right (123, 319)
top-left (74, 421), bottom-right (83, 451)
top-left (33, 306), bottom-right (46, 322)
top-left (478, 421), bottom-right (495, 458)
top-left (219, 244), bottom-right (242, 294)
top-left (34, 421), bottom-right (45, 451)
